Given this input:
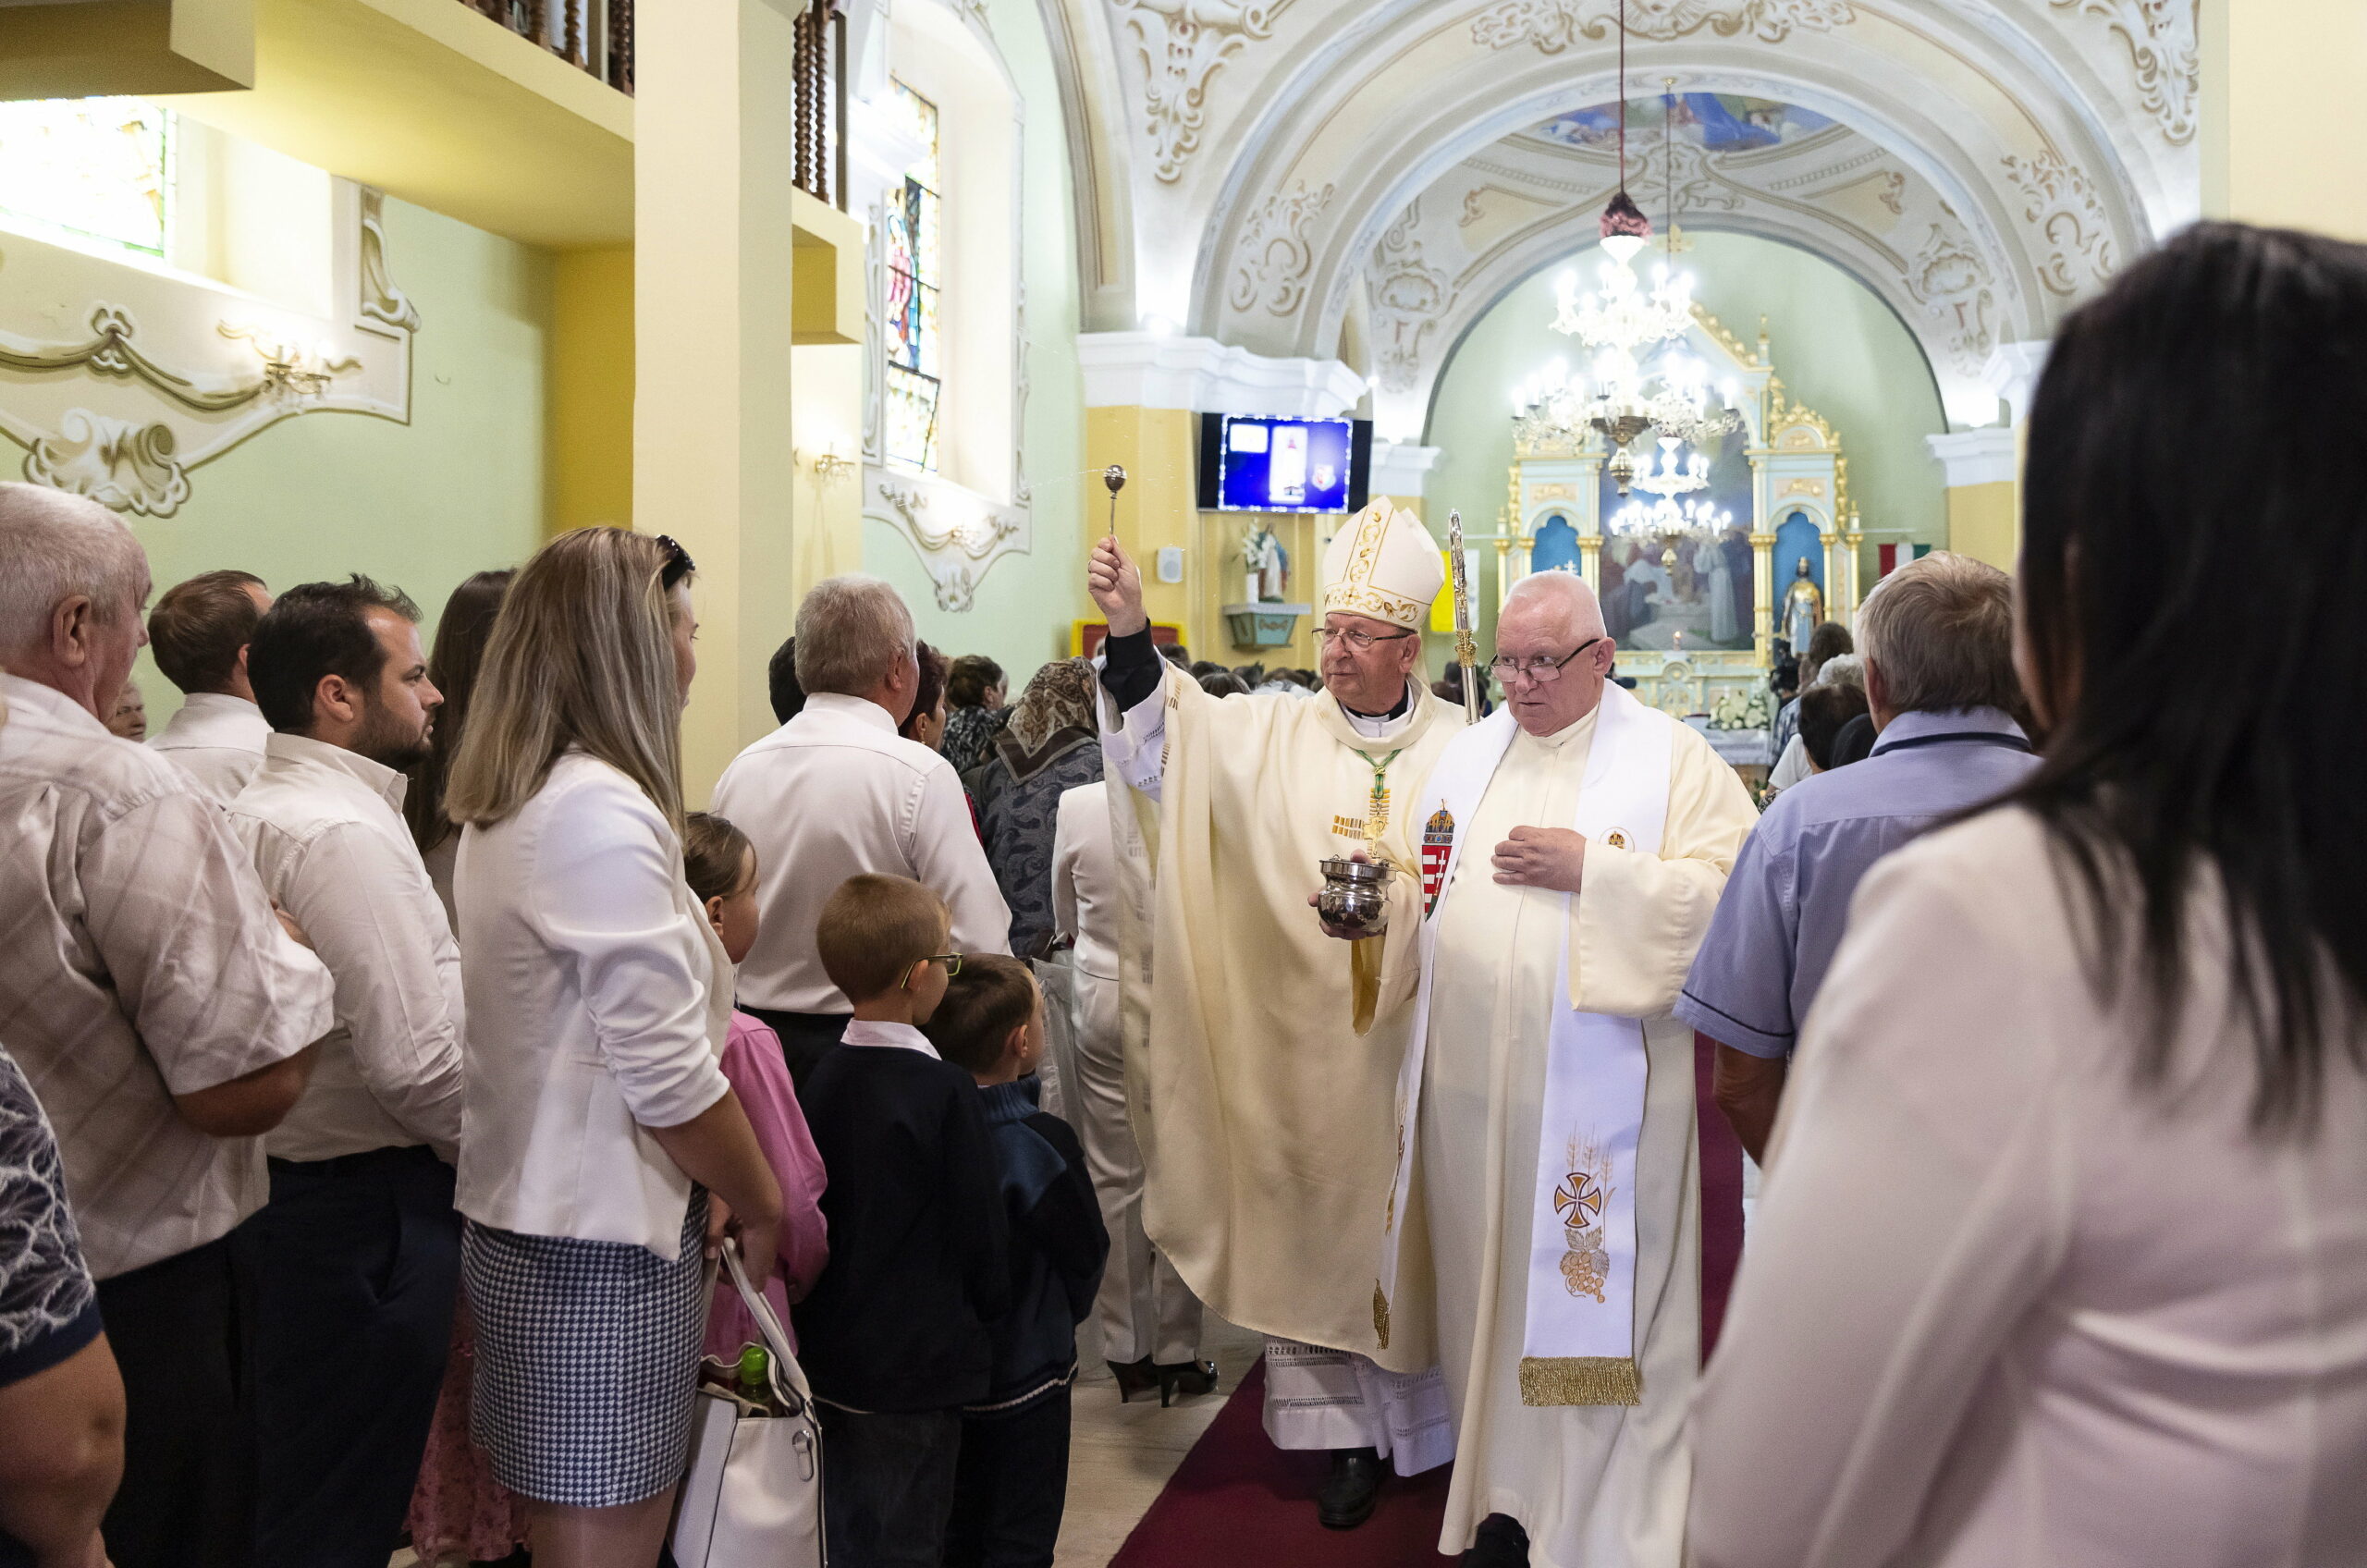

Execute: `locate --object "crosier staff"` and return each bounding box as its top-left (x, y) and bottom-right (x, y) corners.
top-left (1447, 508), bottom-right (1480, 723)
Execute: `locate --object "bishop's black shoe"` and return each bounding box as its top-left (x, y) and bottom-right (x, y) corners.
top-left (1460, 1513), bottom-right (1530, 1566)
top-left (1316, 1446), bottom-right (1386, 1530)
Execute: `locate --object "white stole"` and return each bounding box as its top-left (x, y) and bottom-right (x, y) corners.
top-left (1375, 683), bottom-right (1674, 1405)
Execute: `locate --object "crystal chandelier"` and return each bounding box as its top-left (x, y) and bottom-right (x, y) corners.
top-left (1606, 490), bottom-right (1734, 541)
top-left (1515, 8), bottom-right (1746, 492)
top-left (1630, 435), bottom-right (1709, 500)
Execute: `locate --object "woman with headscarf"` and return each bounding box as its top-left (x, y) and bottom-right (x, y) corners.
top-left (964, 657), bottom-right (1104, 957)
top-left (939, 653), bottom-right (1010, 778)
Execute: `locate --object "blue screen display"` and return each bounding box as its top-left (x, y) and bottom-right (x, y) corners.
top-left (1215, 417), bottom-right (1355, 513)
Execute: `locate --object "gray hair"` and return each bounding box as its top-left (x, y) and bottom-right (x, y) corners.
top-left (1857, 551), bottom-right (2020, 715)
top-left (0, 484), bottom-right (146, 657)
top-left (1811, 652), bottom-right (1865, 691)
top-left (793, 575), bottom-right (915, 697)
top-left (1502, 568), bottom-right (1608, 641)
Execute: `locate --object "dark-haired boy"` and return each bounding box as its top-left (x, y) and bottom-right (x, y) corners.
top-left (796, 874), bottom-right (1012, 1568)
top-left (925, 956), bottom-right (1109, 1568)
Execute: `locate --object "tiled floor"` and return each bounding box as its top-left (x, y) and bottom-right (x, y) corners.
top-left (394, 1316), bottom-right (1265, 1568)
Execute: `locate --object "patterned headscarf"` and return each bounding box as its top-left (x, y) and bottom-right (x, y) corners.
top-left (1003, 657), bottom-right (1099, 753)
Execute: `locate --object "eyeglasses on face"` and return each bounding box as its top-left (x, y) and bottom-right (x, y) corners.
top-left (1489, 636), bottom-right (1606, 684)
top-left (1316, 625), bottom-right (1419, 652)
top-left (902, 953), bottom-right (963, 987)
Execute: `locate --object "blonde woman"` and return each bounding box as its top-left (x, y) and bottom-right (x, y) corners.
top-left (446, 527), bottom-right (783, 1568)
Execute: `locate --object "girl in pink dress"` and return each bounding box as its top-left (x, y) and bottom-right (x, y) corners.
top-left (683, 813), bottom-right (831, 1357)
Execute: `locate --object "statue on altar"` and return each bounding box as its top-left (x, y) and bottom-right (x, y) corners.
top-left (1782, 556), bottom-right (1824, 654)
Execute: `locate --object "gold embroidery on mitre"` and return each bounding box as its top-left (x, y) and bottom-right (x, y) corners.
top-left (1373, 1284), bottom-right (1392, 1350)
top-left (1518, 1356), bottom-right (1641, 1406)
top-left (1322, 500), bottom-right (1428, 630)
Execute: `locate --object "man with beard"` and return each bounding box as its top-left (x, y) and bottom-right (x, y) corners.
top-left (1085, 498), bottom-right (1465, 1528)
top-left (229, 576), bottom-right (467, 1568)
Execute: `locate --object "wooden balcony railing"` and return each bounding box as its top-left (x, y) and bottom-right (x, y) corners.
top-left (459, 0), bottom-right (844, 210)
top-left (460, 0), bottom-right (634, 94)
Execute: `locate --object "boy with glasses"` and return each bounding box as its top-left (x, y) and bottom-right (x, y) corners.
top-left (794, 874), bottom-right (1012, 1567)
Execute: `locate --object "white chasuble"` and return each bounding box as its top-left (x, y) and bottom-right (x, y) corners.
top-left (1380, 688), bottom-right (1756, 1567)
top-left (1101, 667), bottom-right (1464, 1360)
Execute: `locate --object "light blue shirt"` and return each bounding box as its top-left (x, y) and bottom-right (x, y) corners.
top-left (1674, 706), bottom-right (2040, 1060)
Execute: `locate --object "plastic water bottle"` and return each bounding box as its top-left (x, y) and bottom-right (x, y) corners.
top-left (737, 1344), bottom-right (773, 1412)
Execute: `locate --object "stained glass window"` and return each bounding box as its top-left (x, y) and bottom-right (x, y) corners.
top-left (0, 98), bottom-right (173, 259)
top-left (884, 80), bottom-right (942, 472)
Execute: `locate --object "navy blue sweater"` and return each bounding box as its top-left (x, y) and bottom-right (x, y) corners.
top-left (969, 1079), bottom-right (1109, 1415)
top-left (792, 1046), bottom-right (1012, 1413)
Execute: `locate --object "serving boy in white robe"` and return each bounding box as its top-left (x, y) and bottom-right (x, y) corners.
top-left (1372, 570), bottom-right (1754, 1566)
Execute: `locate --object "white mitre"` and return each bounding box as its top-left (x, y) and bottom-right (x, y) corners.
top-left (1321, 496), bottom-right (1444, 631)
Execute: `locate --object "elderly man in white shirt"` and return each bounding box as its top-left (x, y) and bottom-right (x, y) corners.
top-left (713, 575), bottom-right (1010, 1087)
top-left (0, 484), bottom-right (332, 1568)
top-left (227, 574), bottom-right (468, 1568)
top-left (146, 567), bottom-right (273, 801)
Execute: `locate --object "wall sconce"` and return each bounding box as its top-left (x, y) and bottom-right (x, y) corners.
top-left (220, 321), bottom-right (352, 399)
top-left (799, 439), bottom-right (856, 484)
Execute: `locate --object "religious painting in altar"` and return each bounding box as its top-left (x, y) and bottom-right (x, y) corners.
top-left (1595, 421), bottom-right (1756, 654)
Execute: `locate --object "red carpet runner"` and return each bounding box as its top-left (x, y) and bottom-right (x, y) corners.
top-left (1107, 1359), bottom-right (1457, 1567)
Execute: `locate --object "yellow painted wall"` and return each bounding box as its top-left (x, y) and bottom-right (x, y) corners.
top-left (790, 342), bottom-right (867, 600)
top-left (1084, 405), bottom-right (1197, 636)
top-left (547, 246), bottom-right (633, 534)
top-left (1944, 481), bottom-right (2018, 571)
top-left (2203, 0), bottom-right (2367, 237)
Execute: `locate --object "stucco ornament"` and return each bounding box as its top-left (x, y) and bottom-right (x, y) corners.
top-left (1114, 0), bottom-right (1294, 182)
top-left (2049, 0), bottom-right (2197, 146)
top-left (1367, 202), bottom-right (1458, 396)
top-left (1472, 0), bottom-right (1853, 53)
top-left (1229, 180), bottom-right (1333, 316)
top-left (2004, 148), bottom-right (2117, 297)
top-left (26, 410), bottom-right (191, 518)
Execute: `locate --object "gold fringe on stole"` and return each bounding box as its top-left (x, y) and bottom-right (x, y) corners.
top-left (1373, 1284), bottom-right (1392, 1350)
top-left (1350, 937), bottom-right (1383, 1035)
top-left (1518, 1356), bottom-right (1641, 1407)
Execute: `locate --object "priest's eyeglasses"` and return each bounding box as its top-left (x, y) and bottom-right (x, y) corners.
top-left (1316, 626), bottom-right (1418, 652)
top-left (1490, 637), bottom-right (1605, 684)
top-left (902, 953), bottom-right (963, 987)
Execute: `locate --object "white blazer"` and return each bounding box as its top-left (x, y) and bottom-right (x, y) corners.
top-left (454, 750), bottom-right (732, 1259)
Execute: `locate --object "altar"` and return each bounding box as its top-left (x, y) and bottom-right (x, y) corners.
top-left (1485, 308), bottom-right (1865, 732)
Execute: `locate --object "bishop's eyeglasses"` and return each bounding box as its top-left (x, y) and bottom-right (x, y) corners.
top-left (1490, 636), bottom-right (1605, 684)
top-left (1316, 626), bottom-right (1418, 652)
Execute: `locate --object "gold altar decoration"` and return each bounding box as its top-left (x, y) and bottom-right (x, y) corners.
top-left (1497, 306), bottom-right (1864, 723)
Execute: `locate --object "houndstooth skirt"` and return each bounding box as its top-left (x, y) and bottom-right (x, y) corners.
top-left (462, 1191), bottom-right (709, 1507)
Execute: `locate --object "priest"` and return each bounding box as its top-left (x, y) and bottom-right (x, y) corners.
top-left (1371, 570), bottom-right (1755, 1566)
top-left (1085, 499), bottom-right (1465, 1529)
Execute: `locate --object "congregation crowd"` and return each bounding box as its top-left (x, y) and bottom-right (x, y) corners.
top-left (0, 222), bottom-right (2361, 1568)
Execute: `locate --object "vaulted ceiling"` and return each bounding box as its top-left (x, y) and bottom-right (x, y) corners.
top-left (1036, 0), bottom-right (2197, 430)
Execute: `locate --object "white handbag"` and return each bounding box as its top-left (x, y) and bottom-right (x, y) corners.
top-left (670, 1243), bottom-right (827, 1568)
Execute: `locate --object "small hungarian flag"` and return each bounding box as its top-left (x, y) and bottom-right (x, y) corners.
top-left (1877, 543), bottom-right (1934, 579)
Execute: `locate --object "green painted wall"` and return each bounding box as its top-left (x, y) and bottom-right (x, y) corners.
top-left (129, 194), bottom-right (550, 727)
top-left (863, 0), bottom-right (1085, 690)
top-left (1424, 228), bottom-right (1947, 643)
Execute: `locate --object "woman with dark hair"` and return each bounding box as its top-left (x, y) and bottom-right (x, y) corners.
top-left (405, 569), bottom-right (513, 926)
top-left (1693, 224), bottom-right (2367, 1567)
top-left (900, 641), bottom-right (950, 749)
top-left (940, 653), bottom-right (1010, 778)
top-left (965, 658), bottom-right (1105, 957)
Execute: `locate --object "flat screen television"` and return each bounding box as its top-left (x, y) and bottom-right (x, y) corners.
top-left (1196, 413), bottom-right (1372, 514)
